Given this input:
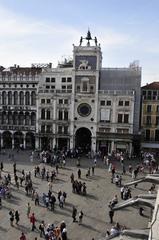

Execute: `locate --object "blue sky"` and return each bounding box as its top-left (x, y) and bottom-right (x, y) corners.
top-left (0, 0), bottom-right (159, 85)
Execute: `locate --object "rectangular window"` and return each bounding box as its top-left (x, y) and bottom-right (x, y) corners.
top-left (51, 78), bottom-right (55, 82)
top-left (119, 101), bottom-right (123, 106)
top-left (125, 101), bottom-right (129, 106)
top-left (46, 110), bottom-right (50, 120)
top-left (147, 105), bottom-right (152, 112)
top-left (46, 77), bottom-right (50, 83)
top-left (46, 85), bottom-right (50, 89)
top-left (156, 116), bottom-right (159, 125)
top-left (157, 105), bottom-right (159, 112)
top-left (64, 126), bottom-right (68, 134)
top-left (67, 85), bottom-right (72, 89)
top-left (59, 99), bottom-right (63, 104)
top-left (41, 99), bottom-right (45, 104)
top-left (64, 99), bottom-right (68, 104)
top-left (118, 114), bottom-right (122, 123)
top-left (51, 86), bottom-right (55, 89)
top-left (100, 100), bottom-right (105, 106)
top-left (64, 111), bottom-right (68, 120)
top-left (124, 114), bottom-right (129, 123)
top-left (46, 125), bottom-right (51, 133)
top-left (107, 100), bottom-right (111, 106)
top-left (41, 125), bottom-right (45, 133)
top-left (145, 129), bottom-right (150, 141)
top-left (62, 77), bottom-right (66, 82)
top-left (62, 85), bottom-right (66, 89)
top-left (67, 77), bottom-right (72, 82)
top-left (58, 126), bottom-right (62, 134)
top-left (155, 130), bottom-right (159, 141)
top-left (58, 111), bottom-right (63, 120)
top-left (146, 116), bottom-right (151, 125)
top-left (77, 85), bottom-right (80, 92)
top-left (47, 99), bottom-right (51, 104)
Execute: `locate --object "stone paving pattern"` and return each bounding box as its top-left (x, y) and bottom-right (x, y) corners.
top-left (0, 150), bottom-right (152, 240)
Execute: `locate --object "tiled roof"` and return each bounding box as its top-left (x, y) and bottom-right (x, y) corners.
top-left (142, 82), bottom-right (159, 90)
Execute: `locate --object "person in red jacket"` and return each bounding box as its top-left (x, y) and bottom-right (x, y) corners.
top-left (19, 232), bottom-right (26, 240)
top-left (30, 212), bottom-right (36, 231)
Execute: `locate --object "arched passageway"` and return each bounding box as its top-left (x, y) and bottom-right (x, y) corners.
top-left (75, 127), bottom-right (91, 153)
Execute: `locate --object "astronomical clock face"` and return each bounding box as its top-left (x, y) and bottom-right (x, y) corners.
top-left (77, 103), bottom-right (92, 117)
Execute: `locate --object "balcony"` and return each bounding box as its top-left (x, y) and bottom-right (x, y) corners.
top-left (0, 125), bottom-right (36, 131)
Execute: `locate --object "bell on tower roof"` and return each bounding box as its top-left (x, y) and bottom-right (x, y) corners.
top-left (86, 30), bottom-right (92, 41)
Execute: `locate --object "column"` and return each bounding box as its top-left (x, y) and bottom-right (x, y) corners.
top-left (12, 136), bottom-right (14, 150)
top-left (129, 142), bottom-right (132, 158)
top-left (0, 135), bottom-right (3, 149)
top-left (35, 137), bottom-right (39, 150)
top-left (67, 139), bottom-right (70, 149)
top-left (23, 133), bottom-right (26, 150)
top-left (91, 137), bottom-right (96, 153)
top-left (70, 136), bottom-right (74, 149)
top-left (111, 141), bottom-right (115, 153)
top-left (52, 138), bottom-right (56, 150)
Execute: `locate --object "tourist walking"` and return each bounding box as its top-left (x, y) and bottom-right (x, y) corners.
top-left (19, 232), bottom-right (26, 240)
top-left (72, 206), bottom-right (77, 222)
top-left (9, 210), bottom-right (14, 226)
top-left (78, 210), bottom-right (84, 225)
top-left (15, 210), bottom-right (20, 224)
top-left (109, 209), bottom-right (114, 223)
top-left (27, 202), bottom-right (31, 218)
top-left (30, 213), bottom-right (36, 231)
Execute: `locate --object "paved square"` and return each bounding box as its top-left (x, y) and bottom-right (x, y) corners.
top-left (0, 151), bottom-right (151, 240)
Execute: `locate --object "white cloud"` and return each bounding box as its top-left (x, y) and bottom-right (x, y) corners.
top-left (0, 5), bottom-right (134, 67)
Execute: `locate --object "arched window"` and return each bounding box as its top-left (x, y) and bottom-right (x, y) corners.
top-left (31, 112), bottom-right (36, 125)
top-left (41, 109), bottom-right (45, 119)
top-left (8, 91), bottom-right (12, 105)
top-left (13, 112), bottom-right (18, 125)
top-left (25, 112), bottom-right (30, 125)
top-left (14, 91), bottom-right (18, 105)
top-left (31, 91), bottom-right (36, 105)
top-left (46, 110), bottom-right (50, 120)
top-left (2, 91), bottom-right (7, 105)
top-left (2, 111), bottom-right (7, 124)
top-left (19, 91), bottom-right (24, 105)
top-left (8, 112), bottom-right (12, 124)
top-left (82, 82), bottom-right (88, 92)
top-left (25, 91), bottom-right (30, 105)
top-left (19, 112), bottom-right (24, 125)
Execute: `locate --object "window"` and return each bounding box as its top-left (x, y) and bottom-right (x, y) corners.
top-left (8, 91), bottom-right (12, 105)
top-left (67, 85), bottom-right (72, 89)
top-left (156, 105), bottom-right (159, 112)
top-left (100, 109), bottom-right (110, 122)
top-left (155, 130), bottom-right (159, 141)
top-left (31, 91), bottom-right (36, 105)
top-left (41, 125), bottom-right (45, 133)
top-left (14, 91), bottom-right (18, 105)
top-left (59, 99), bottom-right (63, 104)
top-left (31, 113), bottom-right (36, 125)
top-left (46, 85), bottom-right (50, 89)
top-left (77, 85), bottom-right (80, 92)
top-left (64, 111), bottom-right (68, 120)
top-left (58, 110), bottom-right (63, 120)
top-left (67, 77), bottom-right (72, 82)
top-left (124, 114), bottom-right (129, 123)
top-left (145, 129), bottom-right (150, 141)
top-left (51, 78), bottom-right (55, 82)
top-left (147, 105), bottom-right (152, 113)
top-left (64, 126), bottom-right (68, 134)
top-left (58, 126), bottom-right (62, 134)
top-left (125, 101), bottom-right (129, 106)
top-left (100, 100), bottom-right (105, 106)
top-left (62, 85), bottom-right (66, 89)
top-left (82, 82), bottom-right (88, 92)
top-left (46, 78), bottom-right (50, 83)
top-left (62, 78), bottom-right (66, 82)
top-left (46, 125), bottom-right (51, 133)
top-left (25, 113), bottom-right (30, 125)
top-left (46, 110), bottom-right (50, 120)
top-left (118, 114), bottom-right (122, 123)
top-left (47, 99), bottom-right (51, 104)
top-left (41, 99), bottom-right (45, 104)
top-left (20, 91), bottom-right (24, 105)
top-left (25, 91), bottom-right (30, 105)
top-left (107, 101), bottom-right (111, 106)
top-left (146, 116), bottom-right (151, 125)
top-left (64, 99), bottom-right (68, 104)
top-left (51, 86), bottom-right (55, 89)
top-left (119, 101), bottom-right (123, 106)
top-left (90, 86), bottom-right (94, 92)
top-left (2, 91), bottom-right (7, 105)
top-left (41, 109), bottom-right (45, 119)
top-left (19, 113), bottom-right (24, 125)
top-left (156, 116), bottom-right (159, 125)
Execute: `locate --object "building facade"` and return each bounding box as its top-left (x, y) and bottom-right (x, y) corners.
top-left (0, 65), bottom-right (42, 150)
top-left (141, 82), bottom-right (159, 151)
top-left (35, 32), bottom-right (141, 156)
top-left (0, 32), bottom-right (141, 156)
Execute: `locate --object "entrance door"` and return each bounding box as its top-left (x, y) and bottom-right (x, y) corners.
top-left (75, 128), bottom-right (91, 153)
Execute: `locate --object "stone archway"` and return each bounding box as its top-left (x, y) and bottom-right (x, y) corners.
top-left (14, 132), bottom-right (23, 149)
top-left (75, 127), bottom-right (91, 153)
top-left (3, 131), bottom-right (12, 148)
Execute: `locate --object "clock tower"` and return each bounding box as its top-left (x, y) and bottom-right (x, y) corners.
top-left (70, 31), bottom-right (102, 153)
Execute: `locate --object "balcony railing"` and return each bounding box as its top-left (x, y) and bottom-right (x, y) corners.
top-left (0, 125), bottom-right (35, 131)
